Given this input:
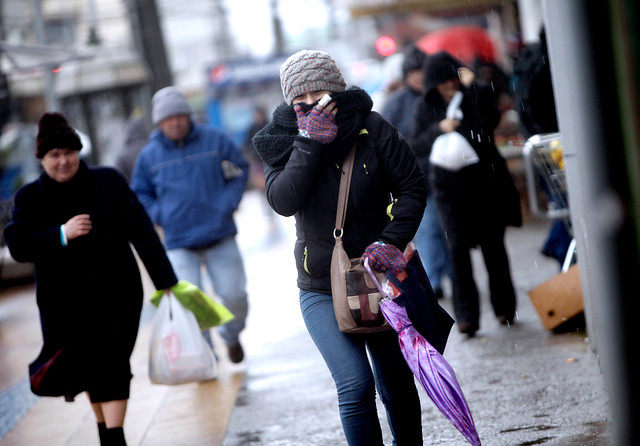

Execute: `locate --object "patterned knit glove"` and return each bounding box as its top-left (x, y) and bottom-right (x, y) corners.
top-left (294, 104), bottom-right (338, 144)
top-left (360, 242), bottom-right (406, 275)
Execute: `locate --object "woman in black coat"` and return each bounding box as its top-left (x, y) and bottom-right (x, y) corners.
top-left (253, 50), bottom-right (427, 446)
top-left (4, 113), bottom-right (178, 446)
top-left (410, 51), bottom-right (522, 337)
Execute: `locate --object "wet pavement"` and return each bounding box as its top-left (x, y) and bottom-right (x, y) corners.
top-left (224, 192), bottom-right (615, 446)
top-left (0, 189), bottom-right (615, 445)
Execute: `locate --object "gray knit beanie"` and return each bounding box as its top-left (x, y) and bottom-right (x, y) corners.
top-left (280, 50), bottom-right (347, 105)
top-left (152, 86), bottom-right (192, 125)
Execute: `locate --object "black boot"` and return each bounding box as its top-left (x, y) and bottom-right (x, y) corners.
top-left (97, 422), bottom-right (108, 445)
top-left (106, 427), bottom-right (127, 446)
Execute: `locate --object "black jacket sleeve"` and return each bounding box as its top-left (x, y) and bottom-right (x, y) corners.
top-left (4, 184), bottom-right (62, 263)
top-left (409, 98), bottom-right (444, 159)
top-left (370, 114), bottom-right (427, 249)
top-left (107, 169), bottom-right (178, 290)
top-left (264, 136), bottom-right (324, 217)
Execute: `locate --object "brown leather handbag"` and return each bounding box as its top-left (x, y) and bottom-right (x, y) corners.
top-left (330, 144), bottom-right (391, 333)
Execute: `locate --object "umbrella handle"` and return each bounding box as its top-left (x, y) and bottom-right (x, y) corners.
top-left (364, 258), bottom-right (392, 299)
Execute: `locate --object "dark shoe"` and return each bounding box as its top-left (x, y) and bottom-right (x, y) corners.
top-left (228, 343), bottom-right (245, 363)
top-left (457, 322), bottom-right (477, 338)
top-left (497, 315), bottom-right (514, 326)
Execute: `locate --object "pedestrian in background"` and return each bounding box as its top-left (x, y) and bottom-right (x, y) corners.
top-left (253, 49), bottom-right (427, 445)
top-left (114, 110), bottom-right (149, 182)
top-left (4, 112), bottom-right (178, 446)
top-left (381, 43), bottom-right (427, 139)
top-left (242, 105), bottom-right (269, 191)
top-left (242, 106), bottom-right (279, 236)
top-left (130, 86), bottom-right (249, 364)
top-left (383, 43), bottom-right (452, 299)
top-left (412, 51), bottom-right (521, 337)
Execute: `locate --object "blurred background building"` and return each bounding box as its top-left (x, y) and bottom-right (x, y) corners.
top-left (0, 0), bottom-right (546, 163)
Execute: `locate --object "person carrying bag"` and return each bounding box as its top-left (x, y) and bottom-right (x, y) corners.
top-left (252, 49), bottom-right (428, 446)
top-left (4, 112), bottom-right (179, 446)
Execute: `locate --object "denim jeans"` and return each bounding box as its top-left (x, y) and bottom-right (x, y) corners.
top-left (300, 290), bottom-right (423, 446)
top-left (167, 236), bottom-right (248, 347)
top-left (413, 194), bottom-right (450, 291)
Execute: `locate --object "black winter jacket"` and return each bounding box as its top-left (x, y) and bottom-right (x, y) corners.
top-left (410, 51), bottom-right (521, 238)
top-left (260, 108), bottom-right (426, 293)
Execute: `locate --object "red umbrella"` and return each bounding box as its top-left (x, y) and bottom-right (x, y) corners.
top-left (416, 26), bottom-right (497, 65)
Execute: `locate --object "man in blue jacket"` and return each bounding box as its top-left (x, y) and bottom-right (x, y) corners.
top-left (131, 86), bottom-right (249, 364)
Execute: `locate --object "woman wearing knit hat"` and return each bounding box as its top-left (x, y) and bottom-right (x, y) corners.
top-left (253, 50), bottom-right (428, 445)
top-left (4, 112), bottom-right (178, 446)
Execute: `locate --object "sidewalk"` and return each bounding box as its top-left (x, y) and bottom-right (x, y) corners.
top-left (0, 190), bottom-right (614, 445)
top-left (0, 190), bottom-right (292, 446)
top-left (223, 203), bottom-right (615, 445)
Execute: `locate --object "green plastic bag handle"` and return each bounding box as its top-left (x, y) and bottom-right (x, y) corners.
top-left (151, 280), bottom-right (235, 329)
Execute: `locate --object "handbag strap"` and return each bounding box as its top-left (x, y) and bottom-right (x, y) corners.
top-left (334, 144), bottom-right (357, 237)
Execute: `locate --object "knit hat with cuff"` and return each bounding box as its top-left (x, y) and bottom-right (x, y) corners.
top-left (280, 50), bottom-right (347, 105)
top-left (36, 112), bottom-right (82, 158)
top-left (152, 86), bottom-right (192, 125)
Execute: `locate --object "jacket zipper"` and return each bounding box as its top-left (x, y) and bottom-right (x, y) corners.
top-left (303, 246), bottom-right (310, 274)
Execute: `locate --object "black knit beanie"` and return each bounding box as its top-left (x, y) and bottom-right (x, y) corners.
top-left (401, 44), bottom-right (427, 78)
top-left (36, 112), bottom-right (83, 158)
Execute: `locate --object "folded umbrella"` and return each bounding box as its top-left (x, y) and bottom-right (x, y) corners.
top-left (365, 259), bottom-right (481, 446)
top-left (386, 247), bottom-right (454, 354)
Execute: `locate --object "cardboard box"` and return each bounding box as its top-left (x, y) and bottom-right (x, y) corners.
top-left (528, 264), bottom-right (584, 330)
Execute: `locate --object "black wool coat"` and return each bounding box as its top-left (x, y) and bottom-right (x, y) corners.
top-left (4, 161), bottom-right (177, 401)
top-left (410, 53), bottom-right (521, 247)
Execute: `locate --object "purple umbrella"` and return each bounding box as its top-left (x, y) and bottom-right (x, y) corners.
top-left (365, 259), bottom-right (481, 446)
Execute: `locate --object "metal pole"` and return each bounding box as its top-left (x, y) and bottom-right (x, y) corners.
top-left (32, 0), bottom-right (60, 111)
top-left (270, 0), bottom-right (284, 55)
top-left (129, 0), bottom-right (173, 93)
top-left (86, 0), bottom-right (101, 45)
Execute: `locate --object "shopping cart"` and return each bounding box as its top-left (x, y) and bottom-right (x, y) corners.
top-left (523, 133), bottom-right (576, 271)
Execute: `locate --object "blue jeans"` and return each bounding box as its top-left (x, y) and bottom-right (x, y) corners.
top-left (167, 236), bottom-right (248, 347)
top-left (413, 195), bottom-right (450, 291)
top-left (300, 290), bottom-right (423, 446)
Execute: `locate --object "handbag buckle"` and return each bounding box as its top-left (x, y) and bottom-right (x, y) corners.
top-left (333, 228), bottom-right (343, 239)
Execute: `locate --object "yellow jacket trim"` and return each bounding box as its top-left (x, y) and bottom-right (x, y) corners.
top-left (387, 199), bottom-right (398, 221)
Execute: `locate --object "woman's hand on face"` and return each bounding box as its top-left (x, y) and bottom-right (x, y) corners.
top-left (439, 118), bottom-right (461, 133)
top-left (294, 101), bottom-right (339, 144)
top-left (64, 214), bottom-right (92, 240)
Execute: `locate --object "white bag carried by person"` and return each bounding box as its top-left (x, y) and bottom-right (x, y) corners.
top-left (429, 91), bottom-right (480, 172)
top-left (149, 294), bottom-right (217, 385)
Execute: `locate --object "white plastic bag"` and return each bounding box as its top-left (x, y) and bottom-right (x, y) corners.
top-left (429, 90), bottom-right (480, 171)
top-left (429, 133), bottom-right (480, 171)
top-left (148, 294), bottom-right (217, 385)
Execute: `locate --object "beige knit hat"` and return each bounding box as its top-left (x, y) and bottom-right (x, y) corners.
top-left (279, 50), bottom-right (347, 105)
